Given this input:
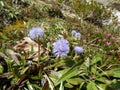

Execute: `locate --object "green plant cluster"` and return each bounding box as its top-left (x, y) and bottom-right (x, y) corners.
top-left (70, 0), bottom-right (113, 27)
top-left (0, 1), bottom-right (21, 28)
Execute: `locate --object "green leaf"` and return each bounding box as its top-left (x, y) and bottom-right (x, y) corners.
top-left (91, 65), bottom-right (97, 74)
top-left (64, 83), bottom-right (74, 88)
top-left (32, 84), bottom-right (42, 90)
top-left (27, 81), bottom-right (34, 90)
top-left (0, 32), bottom-right (9, 40)
top-left (106, 81), bottom-right (120, 90)
top-left (87, 81), bottom-right (98, 90)
top-left (105, 68), bottom-right (120, 78)
top-left (44, 74), bottom-right (55, 90)
top-left (59, 81), bottom-right (64, 90)
top-left (96, 77), bottom-right (111, 84)
top-left (79, 82), bottom-right (85, 90)
top-left (97, 84), bottom-right (106, 90)
top-left (0, 65), bottom-right (4, 74)
top-left (66, 78), bottom-right (82, 85)
top-left (55, 68), bottom-right (79, 86)
top-left (30, 76), bottom-right (40, 80)
top-left (91, 53), bottom-right (102, 65)
top-left (55, 60), bottom-right (83, 86)
top-left (0, 1), bottom-right (4, 6)
top-left (20, 66), bottom-right (29, 75)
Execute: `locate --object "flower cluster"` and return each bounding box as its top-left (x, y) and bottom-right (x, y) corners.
top-left (103, 32), bottom-right (116, 46)
top-left (52, 38), bottom-right (70, 58)
top-left (28, 27), bottom-right (84, 58)
top-left (74, 46), bottom-right (84, 54)
top-left (71, 30), bottom-right (84, 54)
top-left (71, 30), bottom-right (81, 38)
top-left (103, 32), bottom-right (116, 54)
top-left (29, 27), bottom-right (44, 39)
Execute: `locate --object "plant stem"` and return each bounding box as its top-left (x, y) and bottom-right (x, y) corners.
top-left (38, 36), bottom-right (41, 65)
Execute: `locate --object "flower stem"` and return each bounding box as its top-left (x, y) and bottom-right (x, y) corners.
top-left (38, 36), bottom-right (41, 65)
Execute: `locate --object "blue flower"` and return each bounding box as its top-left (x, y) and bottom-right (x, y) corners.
top-left (71, 30), bottom-right (81, 38)
top-left (71, 30), bottom-right (77, 36)
top-left (74, 46), bottom-right (84, 54)
top-left (29, 27), bottom-right (44, 39)
top-left (75, 32), bottom-right (81, 38)
top-left (53, 38), bottom-right (70, 58)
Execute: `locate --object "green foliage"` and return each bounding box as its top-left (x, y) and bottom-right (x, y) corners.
top-left (105, 68), bottom-right (120, 78)
top-left (55, 60), bottom-right (83, 86)
top-left (0, 1), bottom-right (23, 28)
top-left (106, 80), bottom-right (120, 90)
top-left (71, 0), bottom-right (112, 27)
top-left (87, 81), bottom-right (98, 90)
top-left (0, 65), bottom-right (4, 74)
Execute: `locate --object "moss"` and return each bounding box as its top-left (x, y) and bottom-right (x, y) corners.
top-left (4, 20), bottom-right (24, 32)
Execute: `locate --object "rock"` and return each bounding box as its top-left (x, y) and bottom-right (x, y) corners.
top-left (95, 0), bottom-right (109, 6)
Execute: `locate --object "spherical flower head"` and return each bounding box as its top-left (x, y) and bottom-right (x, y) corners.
top-left (71, 30), bottom-right (81, 38)
top-left (74, 46), bottom-right (84, 54)
top-left (71, 30), bottom-right (77, 36)
top-left (29, 27), bottom-right (44, 39)
top-left (75, 32), bottom-right (81, 38)
top-left (53, 38), bottom-right (70, 58)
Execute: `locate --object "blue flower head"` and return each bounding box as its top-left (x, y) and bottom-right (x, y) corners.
top-left (75, 32), bottom-right (81, 38)
top-left (71, 30), bottom-right (77, 36)
top-left (71, 30), bottom-right (81, 38)
top-left (29, 27), bottom-right (44, 39)
top-left (74, 46), bottom-right (84, 54)
top-left (53, 38), bottom-right (70, 58)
